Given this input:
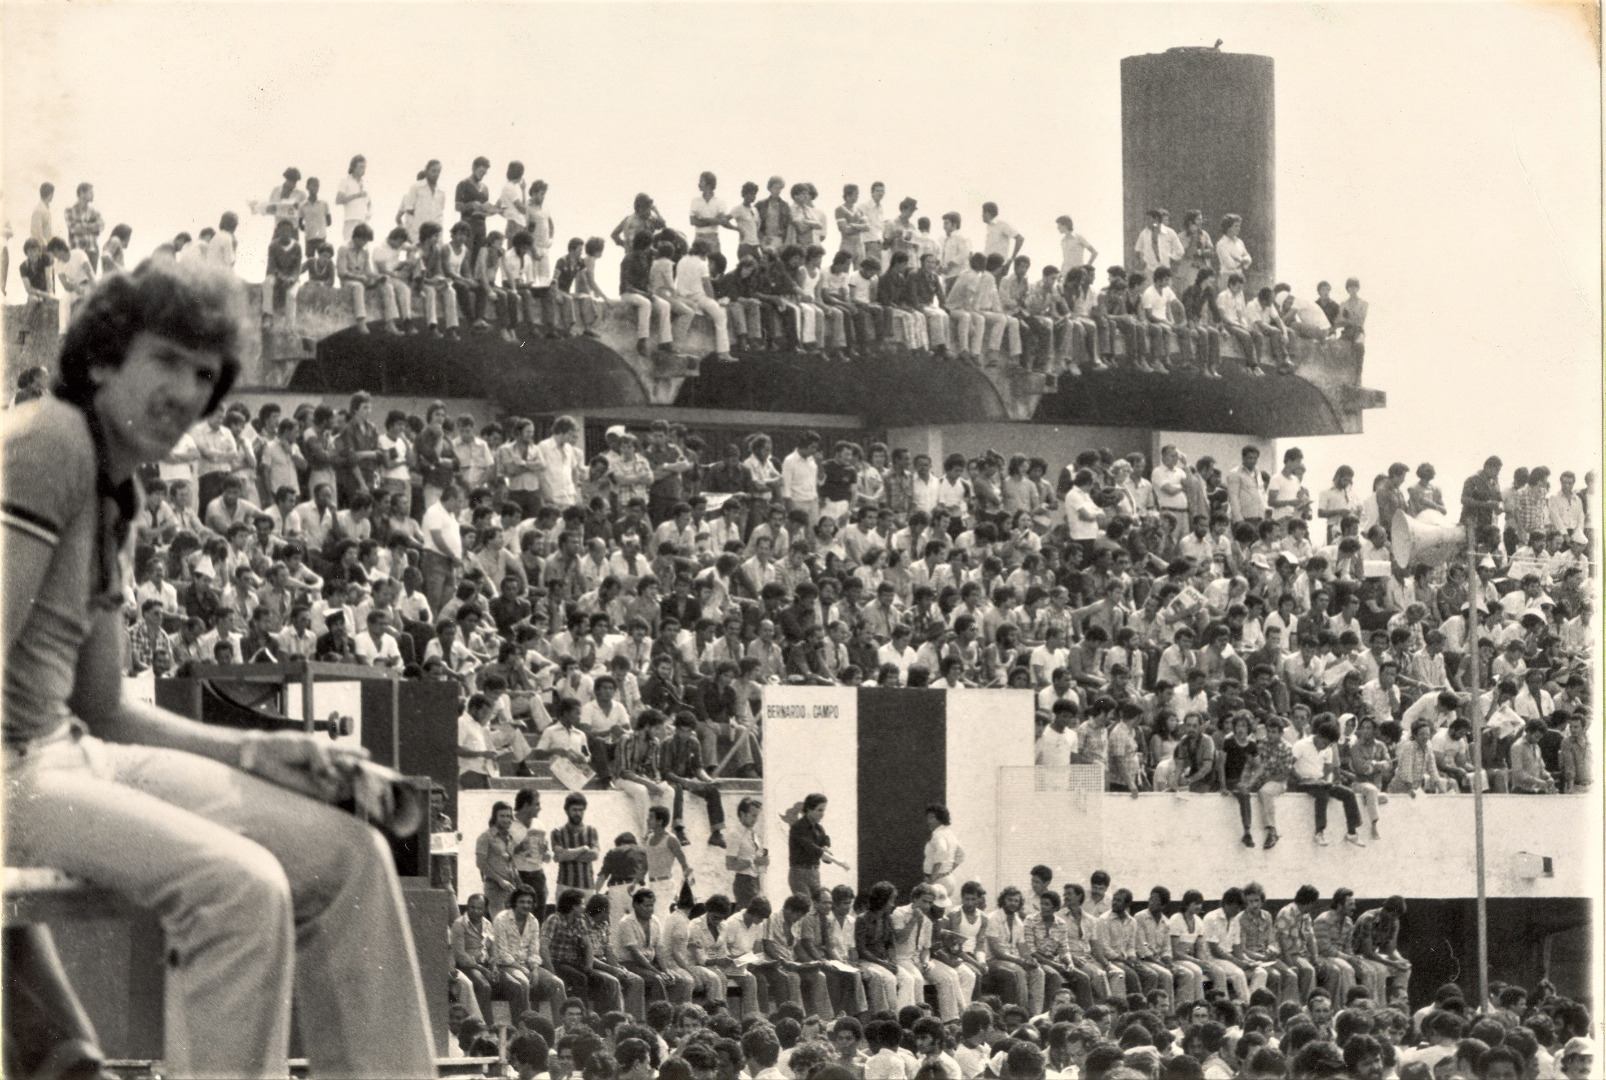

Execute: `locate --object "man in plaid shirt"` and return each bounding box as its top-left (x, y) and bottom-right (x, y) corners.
top-left (1023, 890), bottom-right (1087, 1008)
top-left (1251, 716), bottom-right (1295, 850)
top-left (1310, 887), bottom-right (1361, 1002)
top-left (1272, 884), bottom-right (1321, 1004)
top-left (1510, 467), bottom-right (1554, 541)
top-left (545, 888), bottom-right (623, 1014)
top-left (63, 182), bottom-right (104, 269)
top-left (126, 598), bottom-right (176, 675)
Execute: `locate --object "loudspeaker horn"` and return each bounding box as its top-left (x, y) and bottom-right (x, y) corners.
top-left (1391, 509), bottom-right (1465, 568)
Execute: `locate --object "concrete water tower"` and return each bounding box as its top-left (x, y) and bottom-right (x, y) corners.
top-left (1121, 47), bottom-right (1275, 290)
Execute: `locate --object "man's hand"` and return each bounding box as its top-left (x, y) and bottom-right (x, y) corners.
top-left (239, 730), bottom-right (369, 802)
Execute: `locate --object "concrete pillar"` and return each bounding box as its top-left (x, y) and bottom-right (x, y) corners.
top-left (1122, 49), bottom-right (1275, 291)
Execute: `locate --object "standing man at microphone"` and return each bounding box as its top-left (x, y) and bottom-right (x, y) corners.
top-left (2, 260), bottom-right (434, 1078)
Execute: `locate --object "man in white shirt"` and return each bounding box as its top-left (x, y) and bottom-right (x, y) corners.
top-left (356, 610), bottom-right (403, 668)
top-left (1198, 891), bottom-right (1251, 1000)
top-left (459, 693), bottom-right (500, 787)
top-left (1266, 449), bottom-right (1311, 522)
top-left (421, 485), bottom-right (465, 617)
top-left (1214, 273), bottom-right (1260, 371)
top-left (910, 454), bottom-right (941, 515)
top-left (397, 159), bottom-right (446, 244)
top-left (1063, 469), bottom-right (1104, 554)
top-left (1035, 702), bottom-right (1080, 766)
top-left (673, 240), bottom-right (735, 362)
top-left (1132, 209), bottom-right (1183, 277)
top-left (689, 171), bottom-right (732, 257)
top-left (938, 213), bottom-right (972, 289)
top-left (1276, 285), bottom-right (1332, 340)
top-left (1151, 445), bottom-right (1190, 524)
top-left (1289, 717), bottom-right (1365, 846)
top-left (1138, 267), bottom-right (1184, 373)
top-left (534, 416), bottom-right (584, 510)
top-left (336, 155), bottom-right (372, 242)
top-left (980, 203), bottom-right (1024, 266)
top-left (781, 434), bottom-right (822, 524)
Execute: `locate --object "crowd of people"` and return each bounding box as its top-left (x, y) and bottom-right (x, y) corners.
top-left (10, 163), bottom-right (1371, 376)
top-left (75, 333), bottom-right (1595, 845)
top-left (9, 231), bottom-right (1592, 1080)
top-left (440, 853), bottom-right (1591, 1080)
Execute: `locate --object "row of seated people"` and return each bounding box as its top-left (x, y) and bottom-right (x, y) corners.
top-left (448, 863), bottom-right (1415, 1040)
top-left (16, 165), bottom-right (1366, 377)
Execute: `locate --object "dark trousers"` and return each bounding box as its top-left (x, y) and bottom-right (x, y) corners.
top-left (507, 489), bottom-right (542, 519)
top-left (1233, 792), bottom-right (1255, 833)
top-left (1041, 960), bottom-right (1093, 1009)
top-left (1289, 780), bottom-right (1362, 834)
top-left (198, 471), bottom-right (228, 514)
top-left (671, 779), bottom-right (726, 830)
top-left (518, 869), bottom-right (549, 919)
top-left (734, 873), bottom-right (762, 910)
top-left (556, 963), bottom-right (623, 1014)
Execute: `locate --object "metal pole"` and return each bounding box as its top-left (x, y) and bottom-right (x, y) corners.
top-left (1465, 527), bottom-right (1490, 1010)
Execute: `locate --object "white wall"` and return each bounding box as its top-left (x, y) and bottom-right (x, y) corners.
top-left (993, 789), bottom-right (1596, 902)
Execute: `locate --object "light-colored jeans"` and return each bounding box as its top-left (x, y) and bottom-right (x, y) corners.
top-left (620, 293), bottom-right (674, 343)
top-left (983, 312), bottom-right (1022, 356)
top-left (1257, 780), bottom-right (1286, 831)
top-left (921, 306), bottom-right (952, 351)
top-left (5, 727), bottom-right (434, 1080)
top-left (415, 280), bottom-right (460, 328)
top-left (858, 961), bottom-right (900, 1014)
top-left (613, 776), bottom-right (674, 829)
top-left (951, 311), bottom-right (986, 356)
top-left (677, 292), bottom-right (731, 353)
top-left (382, 277), bottom-right (413, 320)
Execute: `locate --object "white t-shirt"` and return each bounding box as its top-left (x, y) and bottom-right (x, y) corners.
top-left (534, 437), bottom-right (582, 507)
top-left (579, 699), bottom-right (630, 735)
top-left (1065, 487), bottom-right (1102, 541)
top-left (377, 432), bottom-right (411, 483)
top-left (1035, 724), bottom-right (1078, 767)
top-left (1139, 285), bottom-right (1176, 322)
top-left (422, 501), bottom-right (463, 560)
top-left (1151, 463), bottom-right (1189, 510)
top-left (1291, 735), bottom-right (1336, 782)
top-left (357, 630), bottom-right (402, 667)
top-left (337, 174), bottom-right (371, 225)
top-left (499, 181), bottom-right (528, 230)
top-left (1266, 472), bottom-right (1306, 521)
top-left (690, 194), bottom-right (728, 240)
top-left (781, 451), bottom-right (819, 503)
top-left (459, 713), bottom-right (492, 776)
top-left (674, 255), bottom-right (712, 299)
top-left (983, 219), bottom-right (1022, 259)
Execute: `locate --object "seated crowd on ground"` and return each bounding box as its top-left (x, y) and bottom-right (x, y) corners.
top-left (443, 861), bottom-right (1590, 1080)
top-left (15, 164), bottom-right (1369, 375)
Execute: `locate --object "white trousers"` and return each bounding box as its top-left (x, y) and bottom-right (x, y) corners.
top-left (679, 293), bottom-right (731, 353)
top-left (984, 312), bottom-right (1022, 355)
top-left (613, 777), bottom-right (674, 830)
top-left (620, 294), bottom-right (674, 343)
top-left (951, 311), bottom-right (986, 356)
top-left (4, 728), bottom-right (434, 1080)
top-left (416, 281), bottom-right (460, 328)
top-left (796, 302), bottom-right (821, 345)
top-left (922, 306), bottom-right (952, 350)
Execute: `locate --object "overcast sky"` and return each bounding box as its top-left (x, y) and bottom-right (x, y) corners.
top-left (3, 1), bottom-right (1599, 490)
